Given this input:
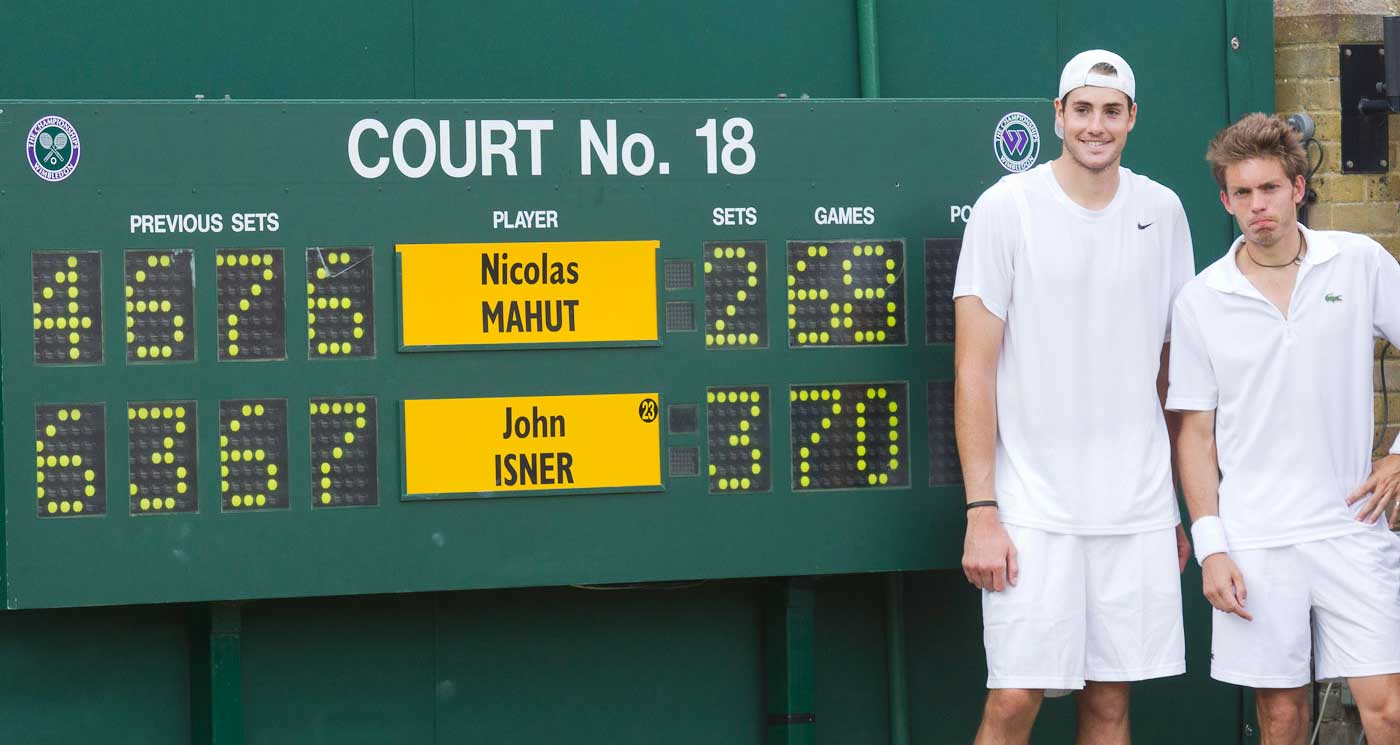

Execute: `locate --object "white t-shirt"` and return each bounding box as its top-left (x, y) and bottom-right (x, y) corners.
top-left (1166, 226), bottom-right (1400, 550)
top-left (953, 163), bottom-right (1196, 535)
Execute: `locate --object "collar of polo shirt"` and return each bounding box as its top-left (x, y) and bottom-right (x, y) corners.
top-left (1204, 224), bottom-right (1341, 296)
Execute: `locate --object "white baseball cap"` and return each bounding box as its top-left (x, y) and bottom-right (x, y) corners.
top-left (1055, 49), bottom-right (1136, 138)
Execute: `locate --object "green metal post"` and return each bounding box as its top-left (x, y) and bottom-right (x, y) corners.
top-left (765, 579), bottom-right (816, 745)
top-left (190, 602), bottom-right (244, 745)
top-left (1223, 0), bottom-right (1276, 120)
top-left (885, 573), bottom-right (910, 745)
top-left (856, 0), bottom-right (881, 98)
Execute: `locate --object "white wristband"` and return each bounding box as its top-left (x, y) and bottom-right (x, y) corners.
top-left (1389, 429), bottom-right (1400, 456)
top-left (1191, 516), bottom-right (1229, 565)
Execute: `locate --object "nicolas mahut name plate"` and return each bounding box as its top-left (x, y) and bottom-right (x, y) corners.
top-left (396, 240), bottom-right (660, 350)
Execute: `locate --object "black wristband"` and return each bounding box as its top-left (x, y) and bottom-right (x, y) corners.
top-left (965, 500), bottom-right (999, 512)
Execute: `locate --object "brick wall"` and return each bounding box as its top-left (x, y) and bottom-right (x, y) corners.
top-left (1274, 9), bottom-right (1399, 742)
top-left (1275, 9), bottom-right (1400, 461)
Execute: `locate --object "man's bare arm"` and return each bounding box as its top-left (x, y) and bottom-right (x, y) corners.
top-left (1177, 409), bottom-right (1220, 525)
top-left (954, 296), bottom-right (1017, 592)
top-left (1178, 409), bottom-right (1251, 620)
top-left (1159, 343), bottom-right (1189, 572)
top-left (955, 297), bottom-right (1003, 504)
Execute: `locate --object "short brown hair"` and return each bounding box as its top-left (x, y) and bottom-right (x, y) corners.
top-left (1205, 113), bottom-right (1308, 190)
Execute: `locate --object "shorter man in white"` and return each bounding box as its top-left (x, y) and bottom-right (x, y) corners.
top-left (1169, 113), bottom-right (1400, 744)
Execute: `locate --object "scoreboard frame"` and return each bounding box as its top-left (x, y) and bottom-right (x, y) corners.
top-left (0, 99), bottom-right (1048, 609)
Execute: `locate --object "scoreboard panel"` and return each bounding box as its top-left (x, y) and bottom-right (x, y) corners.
top-left (0, 100), bottom-right (1047, 608)
top-left (786, 241), bottom-right (907, 348)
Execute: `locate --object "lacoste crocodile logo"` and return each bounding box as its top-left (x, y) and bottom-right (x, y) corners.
top-left (1325, 293), bottom-right (1343, 303)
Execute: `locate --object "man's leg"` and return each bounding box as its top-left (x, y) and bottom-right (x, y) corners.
top-left (1308, 531), bottom-right (1400, 745)
top-left (974, 688), bottom-right (1044, 745)
top-left (1347, 674), bottom-right (1400, 745)
top-left (1075, 528), bottom-right (1185, 745)
top-left (1074, 681), bottom-right (1129, 745)
top-left (978, 527), bottom-right (1085, 742)
top-left (1253, 687), bottom-right (1308, 745)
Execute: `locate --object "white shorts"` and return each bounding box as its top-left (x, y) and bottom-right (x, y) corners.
top-left (1210, 525), bottom-right (1400, 688)
top-left (983, 524), bottom-right (1185, 690)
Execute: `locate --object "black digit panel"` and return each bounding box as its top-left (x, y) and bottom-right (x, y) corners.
top-left (925, 239), bottom-right (961, 344)
top-left (32, 251), bottom-right (102, 365)
top-left (128, 401), bottom-right (198, 513)
top-left (703, 242), bottom-right (766, 349)
top-left (126, 250), bottom-right (195, 362)
top-left (309, 397), bottom-right (378, 508)
top-left (35, 403), bottom-right (106, 516)
top-left (219, 399), bottom-right (288, 510)
top-left (706, 386), bottom-right (770, 493)
top-left (927, 381), bottom-right (962, 486)
top-left (787, 240), bottom-right (906, 348)
top-left (306, 248), bottom-right (375, 359)
top-left (216, 249), bottom-right (285, 361)
top-left (790, 382), bottom-right (909, 491)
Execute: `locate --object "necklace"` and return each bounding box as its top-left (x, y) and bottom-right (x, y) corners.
top-left (1244, 239), bottom-right (1303, 268)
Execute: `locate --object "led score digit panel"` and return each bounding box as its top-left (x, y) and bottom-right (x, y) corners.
top-left (18, 236), bottom-right (960, 519)
top-left (25, 247), bottom-right (383, 519)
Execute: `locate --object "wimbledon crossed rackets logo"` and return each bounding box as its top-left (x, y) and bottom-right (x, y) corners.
top-left (26, 116), bottom-right (81, 182)
top-left (993, 112), bottom-right (1040, 173)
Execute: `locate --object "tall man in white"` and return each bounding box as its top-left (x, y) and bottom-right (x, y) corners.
top-left (1169, 113), bottom-right (1400, 744)
top-left (954, 50), bottom-right (1193, 745)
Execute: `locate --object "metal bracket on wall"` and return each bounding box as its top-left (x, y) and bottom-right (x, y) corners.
top-left (1340, 43), bottom-right (1391, 173)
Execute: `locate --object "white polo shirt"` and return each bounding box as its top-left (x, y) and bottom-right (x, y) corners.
top-left (953, 164), bottom-right (1195, 535)
top-left (1166, 226), bottom-right (1400, 550)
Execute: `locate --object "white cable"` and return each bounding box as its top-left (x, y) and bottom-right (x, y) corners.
top-left (1309, 682), bottom-right (1333, 745)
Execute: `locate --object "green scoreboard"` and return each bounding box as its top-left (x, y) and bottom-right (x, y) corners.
top-left (0, 100), bottom-right (1048, 609)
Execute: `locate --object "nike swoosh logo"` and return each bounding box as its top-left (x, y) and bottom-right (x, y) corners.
top-left (1137, 222), bottom-right (1154, 230)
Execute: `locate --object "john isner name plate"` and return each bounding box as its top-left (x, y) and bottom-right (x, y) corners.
top-left (401, 392), bottom-right (662, 498)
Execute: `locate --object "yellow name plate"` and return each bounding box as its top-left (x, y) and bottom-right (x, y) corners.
top-left (402, 393), bottom-right (662, 498)
top-left (396, 241), bottom-right (660, 349)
